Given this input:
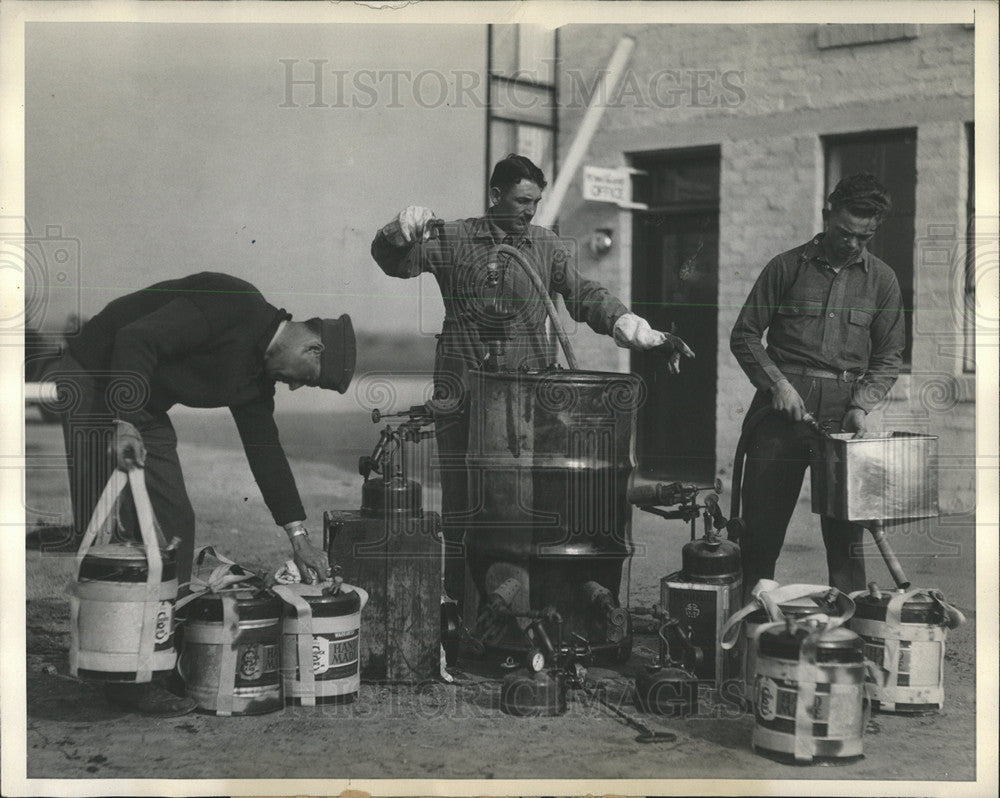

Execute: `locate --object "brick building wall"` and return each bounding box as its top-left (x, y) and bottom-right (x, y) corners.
top-left (554, 23), bottom-right (975, 513)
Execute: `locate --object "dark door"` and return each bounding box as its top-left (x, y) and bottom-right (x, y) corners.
top-left (825, 130), bottom-right (917, 367)
top-left (630, 149), bottom-right (720, 482)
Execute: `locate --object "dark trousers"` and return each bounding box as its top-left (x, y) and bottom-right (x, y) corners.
top-left (51, 354), bottom-right (197, 583)
top-left (739, 374), bottom-right (866, 597)
top-left (433, 404), bottom-right (471, 607)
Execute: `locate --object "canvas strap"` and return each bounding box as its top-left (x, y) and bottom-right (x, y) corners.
top-left (722, 583), bottom-right (855, 650)
top-left (214, 594), bottom-right (239, 716)
top-left (71, 469), bottom-right (165, 682)
top-left (272, 585), bottom-right (317, 706)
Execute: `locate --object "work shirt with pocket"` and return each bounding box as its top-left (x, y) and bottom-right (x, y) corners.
top-left (730, 234), bottom-right (905, 412)
top-left (371, 209), bottom-right (629, 405)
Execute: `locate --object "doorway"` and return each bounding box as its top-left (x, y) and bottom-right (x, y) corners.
top-left (630, 148), bottom-right (720, 482)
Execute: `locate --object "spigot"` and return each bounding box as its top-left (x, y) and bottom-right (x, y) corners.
top-left (581, 581), bottom-right (629, 644)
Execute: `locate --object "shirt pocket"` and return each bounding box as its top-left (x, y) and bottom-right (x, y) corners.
top-left (846, 307), bottom-right (874, 357)
top-left (776, 298), bottom-right (824, 318)
top-left (774, 297), bottom-right (824, 343)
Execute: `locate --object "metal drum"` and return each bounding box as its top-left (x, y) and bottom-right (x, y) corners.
top-left (465, 368), bottom-right (639, 656)
top-left (69, 544), bottom-right (178, 683)
top-left (178, 589), bottom-right (283, 716)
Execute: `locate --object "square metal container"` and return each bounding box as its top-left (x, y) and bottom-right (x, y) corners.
top-left (810, 432), bottom-right (938, 521)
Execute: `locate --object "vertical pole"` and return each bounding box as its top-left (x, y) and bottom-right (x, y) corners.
top-left (534, 35), bottom-right (636, 228)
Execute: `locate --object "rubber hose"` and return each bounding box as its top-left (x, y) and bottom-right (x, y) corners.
top-left (729, 404), bottom-right (775, 523)
top-left (493, 243), bottom-right (579, 370)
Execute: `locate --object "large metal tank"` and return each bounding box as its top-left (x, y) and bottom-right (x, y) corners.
top-left (465, 367), bottom-right (640, 658)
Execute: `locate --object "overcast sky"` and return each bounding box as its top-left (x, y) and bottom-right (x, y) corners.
top-left (26, 22), bottom-right (487, 335)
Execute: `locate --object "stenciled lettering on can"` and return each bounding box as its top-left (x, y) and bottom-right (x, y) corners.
top-left (755, 675), bottom-right (778, 721)
top-left (311, 633), bottom-right (359, 675)
top-left (237, 642), bottom-right (279, 681)
top-left (154, 601), bottom-right (173, 647)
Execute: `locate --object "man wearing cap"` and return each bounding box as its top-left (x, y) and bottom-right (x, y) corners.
top-left (371, 154), bottom-right (695, 609)
top-left (45, 271), bottom-right (355, 715)
top-left (730, 173), bottom-right (905, 596)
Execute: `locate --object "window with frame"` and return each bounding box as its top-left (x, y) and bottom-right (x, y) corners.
top-left (824, 130), bottom-right (917, 369)
top-left (486, 25), bottom-right (558, 206)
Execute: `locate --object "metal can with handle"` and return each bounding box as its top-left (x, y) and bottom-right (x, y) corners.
top-left (276, 583), bottom-right (369, 706)
top-left (722, 581), bottom-right (853, 708)
top-left (70, 543), bottom-right (178, 682)
top-left (849, 583), bottom-right (964, 714)
top-left (178, 588), bottom-right (283, 716)
top-left (68, 469), bottom-right (177, 685)
top-left (752, 616), bottom-right (868, 764)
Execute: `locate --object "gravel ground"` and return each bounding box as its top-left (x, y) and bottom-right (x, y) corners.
top-left (13, 417), bottom-right (984, 795)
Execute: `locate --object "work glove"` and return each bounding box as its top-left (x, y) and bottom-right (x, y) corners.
top-left (770, 378), bottom-right (807, 422)
top-left (112, 420), bottom-right (146, 471)
top-left (613, 313), bottom-right (695, 374)
top-left (382, 206), bottom-right (438, 246)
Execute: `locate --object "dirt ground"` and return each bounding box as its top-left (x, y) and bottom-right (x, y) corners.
top-left (17, 418), bottom-right (980, 790)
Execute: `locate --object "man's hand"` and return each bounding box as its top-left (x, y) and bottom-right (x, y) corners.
top-left (613, 313), bottom-right (696, 374)
top-left (656, 331), bottom-right (697, 374)
top-left (112, 420), bottom-right (146, 471)
top-left (842, 407), bottom-right (868, 439)
top-left (289, 533), bottom-right (332, 585)
top-left (771, 379), bottom-right (807, 422)
top-left (387, 206), bottom-right (438, 245)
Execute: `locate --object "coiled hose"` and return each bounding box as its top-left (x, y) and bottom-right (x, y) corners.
top-left (492, 243), bottom-right (579, 370)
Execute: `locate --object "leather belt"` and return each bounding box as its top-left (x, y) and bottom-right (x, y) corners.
top-left (778, 364), bottom-right (862, 383)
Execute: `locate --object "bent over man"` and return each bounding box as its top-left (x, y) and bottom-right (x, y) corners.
top-left (48, 271), bottom-right (355, 715)
top-left (730, 173), bottom-right (905, 596)
top-left (371, 154), bottom-right (695, 607)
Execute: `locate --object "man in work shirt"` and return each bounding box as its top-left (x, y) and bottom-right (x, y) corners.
top-left (730, 173), bottom-right (905, 595)
top-left (44, 272), bottom-right (355, 715)
top-left (371, 154), bottom-right (695, 607)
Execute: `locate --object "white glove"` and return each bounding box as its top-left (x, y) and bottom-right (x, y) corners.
top-left (382, 205), bottom-right (438, 246)
top-left (612, 313), bottom-right (695, 374)
top-left (613, 313), bottom-right (664, 350)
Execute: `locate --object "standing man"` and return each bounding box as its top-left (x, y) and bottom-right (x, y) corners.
top-left (730, 173), bottom-right (905, 595)
top-left (371, 154), bottom-right (695, 607)
top-left (45, 272), bottom-right (355, 715)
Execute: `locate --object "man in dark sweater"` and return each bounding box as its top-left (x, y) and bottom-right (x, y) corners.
top-left (44, 272), bottom-right (355, 715)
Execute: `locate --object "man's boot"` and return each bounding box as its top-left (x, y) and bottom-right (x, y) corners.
top-left (25, 525), bottom-right (82, 553)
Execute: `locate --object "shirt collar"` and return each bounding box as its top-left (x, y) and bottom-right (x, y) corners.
top-left (802, 233), bottom-right (869, 273)
top-left (472, 208), bottom-right (534, 248)
top-left (257, 307), bottom-right (291, 363)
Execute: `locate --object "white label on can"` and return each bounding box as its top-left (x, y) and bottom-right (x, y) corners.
top-left (239, 644), bottom-right (264, 680)
top-left (328, 635), bottom-right (359, 667)
top-left (154, 601), bottom-right (173, 645)
top-left (312, 636), bottom-right (330, 675)
top-left (755, 676), bottom-right (778, 721)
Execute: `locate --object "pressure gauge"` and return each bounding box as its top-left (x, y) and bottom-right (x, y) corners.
top-left (527, 649), bottom-right (546, 673)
